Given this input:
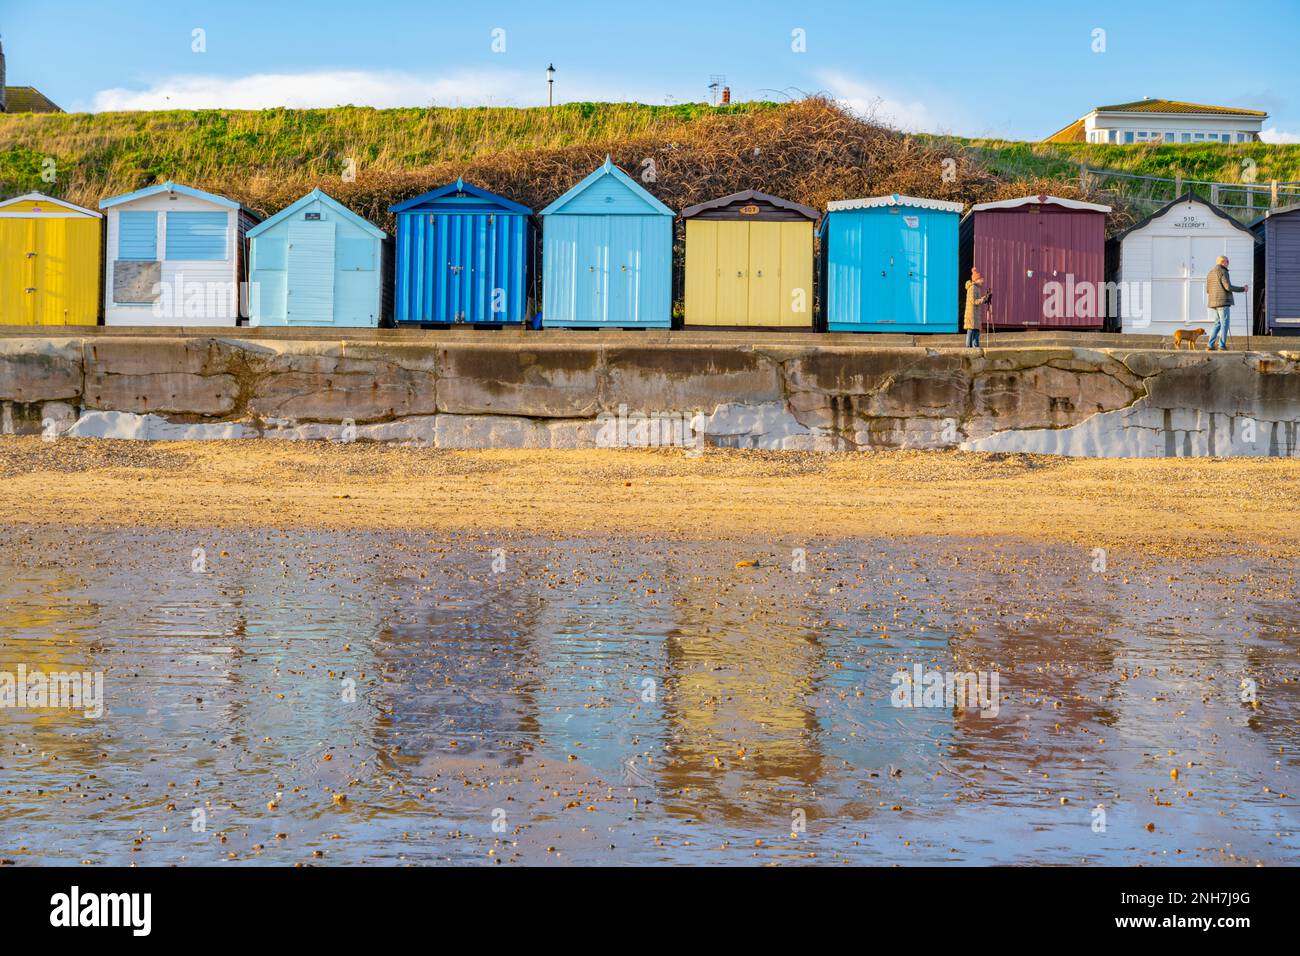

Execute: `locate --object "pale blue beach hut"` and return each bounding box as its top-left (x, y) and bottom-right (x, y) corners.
top-left (246, 189), bottom-right (387, 327)
top-left (539, 157), bottom-right (674, 328)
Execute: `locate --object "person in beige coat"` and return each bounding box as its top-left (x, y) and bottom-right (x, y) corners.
top-left (964, 267), bottom-right (991, 348)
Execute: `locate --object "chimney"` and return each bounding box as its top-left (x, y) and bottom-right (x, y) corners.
top-left (721, 86), bottom-right (730, 105)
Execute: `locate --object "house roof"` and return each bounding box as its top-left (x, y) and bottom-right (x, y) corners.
top-left (389, 178), bottom-right (532, 215)
top-left (969, 195), bottom-right (1111, 214)
top-left (1044, 118), bottom-right (1087, 143)
top-left (539, 156), bottom-right (674, 217)
top-left (1094, 99), bottom-right (1266, 117)
top-left (248, 188), bottom-right (385, 239)
top-left (0, 191), bottom-right (101, 218)
top-left (679, 189), bottom-right (820, 222)
top-left (1111, 191), bottom-right (1256, 244)
top-left (3, 86), bottom-right (63, 113)
top-left (99, 180), bottom-right (254, 214)
top-left (1045, 99), bottom-right (1267, 143)
top-left (826, 194), bottom-right (965, 214)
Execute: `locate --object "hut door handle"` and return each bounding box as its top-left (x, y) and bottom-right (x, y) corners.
top-left (25, 287), bottom-right (36, 293)
top-left (621, 264), bottom-right (627, 271)
top-left (588, 266), bottom-right (595, 272)
top-left (26, 251), bottom-right (37, 258)
top-left (881, 271), bottom-right (887, 278)
top-left (756, 270), bottom-right (763, 277)
top-left (736, 271), bottom-right (743, 277)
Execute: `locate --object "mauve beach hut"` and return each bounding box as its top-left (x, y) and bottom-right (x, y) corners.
top-left (389, 179), bottom-right (534, 326)
top-left (246, 189), bottom-right (387, 328)
top-left (819, 194), bottom-right (962, 333)
top-left (959, 195), bottom-right (1111, 331)
top-left (539, 157), bottom-right (673, 329)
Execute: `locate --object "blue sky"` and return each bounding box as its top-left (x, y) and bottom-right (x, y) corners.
top-left (4, 0), bottom-right (1298, 140)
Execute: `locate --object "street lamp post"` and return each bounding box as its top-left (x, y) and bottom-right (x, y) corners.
top-left (547, 64), bottom-right (555, 107)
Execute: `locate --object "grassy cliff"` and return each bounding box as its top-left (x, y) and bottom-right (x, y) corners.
top-left (0, 99), bottom-right (1120, 232)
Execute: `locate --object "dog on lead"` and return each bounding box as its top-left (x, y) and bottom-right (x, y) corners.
top-left (1173, 327), bottom-right (1206, 350)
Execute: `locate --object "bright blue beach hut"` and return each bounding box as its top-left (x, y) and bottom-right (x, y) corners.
top-left (819, 194), bottom-right (963, 333)
top-left (246, 189), bottom-right (386, 327)
top-left (539, 157), bottom-right (674, 328)
top-left (389, 179), bottom-right (534, 326)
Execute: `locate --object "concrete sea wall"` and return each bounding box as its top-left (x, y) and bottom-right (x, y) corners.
top-left (1, 330), bottom-right (1299, 457)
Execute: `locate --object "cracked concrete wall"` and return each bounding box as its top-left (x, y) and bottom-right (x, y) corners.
top-left (2, 335), bottom-right (1299, 457)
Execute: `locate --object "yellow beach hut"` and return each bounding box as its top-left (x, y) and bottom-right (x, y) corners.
top-left (681, 190), bottom-right (819, 328)
top-left (0, 192), bottom-right (102, 325)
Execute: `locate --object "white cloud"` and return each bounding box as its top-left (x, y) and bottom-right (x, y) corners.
top-left (1260, 127), bottom-right (1300, 144)
top-left (814, 70), bottom-right (943, 133)
top-left (88, 68), bottom-right (621, 111)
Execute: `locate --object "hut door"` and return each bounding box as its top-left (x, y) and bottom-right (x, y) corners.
top-left (0, 219), bottom-right (37, 325)
top-left (575, 216), bottom-right (609, 323)
top-left (895, 216), bottom-right (924, 327)
top-left (715, 221), bottom-right (749, 324)
top-left (683, 220), bottom-right (719, 325)
top-left (287, 220), bottom-right (336, 325)
top-left (32, 219), bottom-right (64, 325)
top-left (1150, 236), bottom-right (1190, 324)
top-left (747, 222), bottom-right (781, 326)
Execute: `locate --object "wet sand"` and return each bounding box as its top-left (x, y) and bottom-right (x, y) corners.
top-left (1, 439), bottom-right (1298, 865)
top-left (0, 527), bottom-right (1296, 866)
top-left (2, 438), bottom-right (1299, 557)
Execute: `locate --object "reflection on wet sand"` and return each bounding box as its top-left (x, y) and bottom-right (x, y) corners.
top-left (0, 527), bottom-right (1296, 865)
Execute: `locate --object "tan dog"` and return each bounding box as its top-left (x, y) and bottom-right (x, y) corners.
top-left (1173, 328), bottom-right (1206, 350)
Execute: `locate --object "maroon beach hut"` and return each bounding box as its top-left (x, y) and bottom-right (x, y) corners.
top-left (958, 195), bottom-right (1111, 331)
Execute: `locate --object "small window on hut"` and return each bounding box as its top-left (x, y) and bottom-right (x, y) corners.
top-left (118, 211), bottom-right (158, 260)
top-left (166, 212), bottom-right (228, 261)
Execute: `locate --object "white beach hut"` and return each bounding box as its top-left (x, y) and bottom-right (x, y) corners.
top-left (99, 181), bottom-right (260, 326)
top-left (1110, 192), bottom-right (1256, 338)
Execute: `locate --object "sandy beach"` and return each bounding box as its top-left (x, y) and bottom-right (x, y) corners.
top-left (1, 437), bottom-right (1298, 557)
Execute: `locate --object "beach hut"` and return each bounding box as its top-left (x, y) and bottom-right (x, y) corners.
top-left (1250, 204), bottom-right (1300, 335)
top-left (389, 179), bottom-right (534, 326)
top-left (246, 189), bottom-right (387, 328)
top-left (959, 195), bottom-right (1111, 331)
top-left (99, 181), bottom-right (259, 326)
top-left (0, 192), bottom-right (101, 325)
top-left (539, 157), bottom-right (673, 328)
top-left (819, 194), bottom-right (963, 333)
top-left (680, 190), bottom-right (819, 328)
top-left (1109, 192), bottom-right (1255, 338)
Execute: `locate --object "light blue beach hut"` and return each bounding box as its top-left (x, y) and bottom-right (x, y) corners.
top-left (819, 194), bottom-right (963, 333)
top-left (246, 189), bottom-right (387, 327)
top-left (539, 157), bottom-right (674, 328)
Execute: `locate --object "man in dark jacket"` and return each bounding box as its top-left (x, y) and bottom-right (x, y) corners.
top-left (1205, 255), bottom-right (1247, 351)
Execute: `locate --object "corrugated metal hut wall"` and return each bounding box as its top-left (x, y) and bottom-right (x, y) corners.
top-left (541, 170), bottom-right (673, 328)
top-left (682, 193), bottom-right (816, 328)
top-left (822, 205), bottom-right (958, 332)
top-left (104, 192), bottom-right (244, 327)
top-left (1263, 210), bottom-right (1300, 331)
top-left (968, 204), bottom-right (1107, 330)
top-left (392, 190), bottom-right (532, 325)
top-left (248, 194), bottom-right (384, 327)
top-left (0, 196), bottom-right (102, 325)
